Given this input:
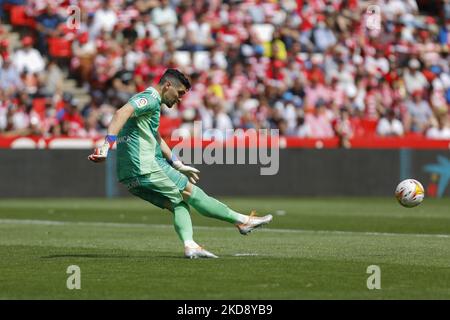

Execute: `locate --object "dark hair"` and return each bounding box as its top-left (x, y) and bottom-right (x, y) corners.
top-left (159, 69), bottom-right (191, 90)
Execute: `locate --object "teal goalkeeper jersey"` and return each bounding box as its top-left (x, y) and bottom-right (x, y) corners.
top-left (117, 86), bottom-right (164, 182)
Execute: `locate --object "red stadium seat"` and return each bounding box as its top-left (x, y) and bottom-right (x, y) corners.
top-left (2, 3), bottom-right (14, 12)
top-left (159, 116), bottom-right (182, 138)
top-left (48, 37), bottom-right (72, 58)
top-left (360, 119), bottom-right (378, 136)
top-left (32, 98), bottom-right (47, 119)
top-left (10, 5), bottom-right (36, 28)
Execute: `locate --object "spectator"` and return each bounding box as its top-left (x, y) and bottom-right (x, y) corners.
top-left (21, 67), bottom-right (39, 95)
top-left (206, 99), bottom-right (233, 140)
top-left (406, 90), bottom-right (434, 133)
top-left (135, 11), bottom-right (161, 40)
top-left (71, 31), bottom-right (97, 87)
top-left (58, 97), bottom-right (85, 137)
top-left (377, 109), bottom-right (404, 136)
top-left (91, 0), bottom-right (118, 38)
top-left (182, 14), bottom-right (214, 51)
top-left (294, 113), bottom-right (311, 137)
top-left (5, 91), bottom-right (40, 135)
top-left (426, 113), bottom-right (450, 139)
top-left (313, 15), bottom-right (336, 52)
top-left (334, 107), bottom-right (354, 147)
top-left (403, 59), bottom-right (429, 94)
top-left (0, 57), bottom-right (23, 93)
top-left (35, 4), bottom-right (64, 56)
top-left (304, 101), bottom-right (334, 139)
top-left (39, 60), bottom-right (64, 96)
top-left (110, 69), bottom-right (136, 105)
top-left (12, 36), bottom-right (45, 74)
top-left (430, 80), bottom-right (448, 114)
top-left (247, 0), bottom-right (265, 24)
top-left (151, 0), bottom-right (178, 36)
top-left (122, 18), bottom-right (139, 45)
top-left (304, 75), bottom-right (330, 109)
top-left (79, 110), bottom-right (100, 138)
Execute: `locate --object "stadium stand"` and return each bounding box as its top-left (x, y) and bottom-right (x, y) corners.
top-left (0, 0), bottom-right (449, 147)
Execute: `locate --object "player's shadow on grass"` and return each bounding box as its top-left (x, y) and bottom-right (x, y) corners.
top-left (41, 254), bottom-right (184, 259)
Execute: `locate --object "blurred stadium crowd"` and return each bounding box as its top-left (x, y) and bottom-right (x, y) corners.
top-left (0, 0), bottom-right (449, 144)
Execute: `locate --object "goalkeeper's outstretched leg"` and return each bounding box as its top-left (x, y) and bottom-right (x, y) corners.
top-left (182, 183), bottom-right (273, 236)
top-left (163, 182), bottom-right (273, 259)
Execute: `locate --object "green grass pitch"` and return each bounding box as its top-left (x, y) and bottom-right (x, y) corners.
top-left (0, 197), bottom-right (449, 299)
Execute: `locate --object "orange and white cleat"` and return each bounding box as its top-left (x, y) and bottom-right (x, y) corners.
top-left (184, 245), bottom-right (218, 259)
top-left (236, 210), bottom-right (273, 235)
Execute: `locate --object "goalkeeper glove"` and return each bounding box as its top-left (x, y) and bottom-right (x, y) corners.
top-left (170, 155), bottom-right (200, 184)
top-left (88, 135), bottom-right (116, 163)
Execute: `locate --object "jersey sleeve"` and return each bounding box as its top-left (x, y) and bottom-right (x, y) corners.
top-left (128, 92), bottom-right (159, 117)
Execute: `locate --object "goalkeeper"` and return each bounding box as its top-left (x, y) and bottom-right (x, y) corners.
top-left (88, 69), bottom-right (272, 259)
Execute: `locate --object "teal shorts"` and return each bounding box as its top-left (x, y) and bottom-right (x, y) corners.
top-left (121, 158), bottom-right (188, 210)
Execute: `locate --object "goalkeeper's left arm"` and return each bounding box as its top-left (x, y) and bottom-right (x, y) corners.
top-left (88, 103), bottom-right (135, 163)
top-left (157, 133), bottom-right (200, 184)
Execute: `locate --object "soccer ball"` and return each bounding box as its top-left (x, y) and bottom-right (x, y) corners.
top-left (395, 179), bottom-right (425, 208)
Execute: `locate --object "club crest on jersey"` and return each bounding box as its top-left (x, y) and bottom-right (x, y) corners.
top-left (137, 98), bottom-right (148, 108)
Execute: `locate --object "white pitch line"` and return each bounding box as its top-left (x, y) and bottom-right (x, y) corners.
top-left (0, 218), bottom-right (449, 239)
